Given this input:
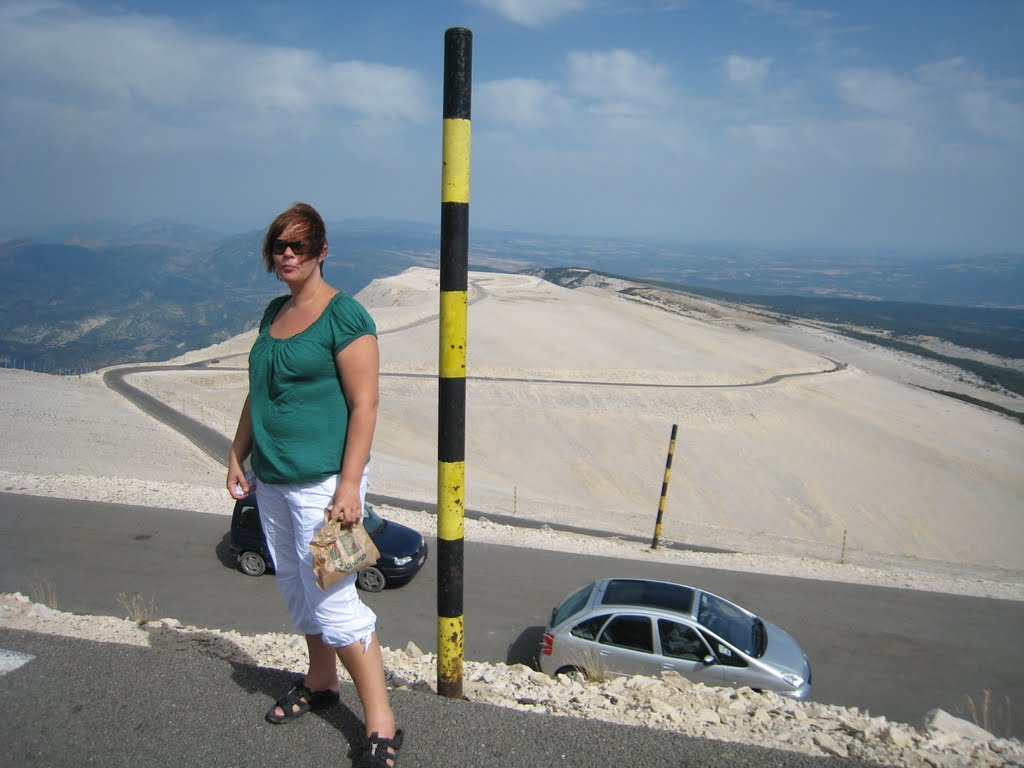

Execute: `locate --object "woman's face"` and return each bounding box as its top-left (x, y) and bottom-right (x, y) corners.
top-left (272, 222), bottom-right (324, 285)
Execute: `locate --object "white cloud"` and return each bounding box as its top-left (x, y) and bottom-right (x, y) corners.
top-left (916, 57), bottom-right (985, 90)
top-left (728, 52), bottom-right (1024, 174)
top-left (466, 0), bottom-right (588, 27)
top-left (475, 51), bottom-right (688, 167)
top-left (567, 49), bottom-right (672, 112)
top-left (819, 119), bottom-right (921, 166)
top-left (728, 122), bottom-right (791, 153)
top-left (723, 55), bottom-right (773, 88)
top-left (477, 78), bottom-right (570, 128)
top-left (835, 68), bottom-right (925, 118)
top-left (917, 58), bottom-right (1024, 144)
top-left (834, 59), bottom-right (1024, 146)
top-left (0, 4), bottom-right (430, 155)
top-left (957, 90), bottom-right (1024, 144)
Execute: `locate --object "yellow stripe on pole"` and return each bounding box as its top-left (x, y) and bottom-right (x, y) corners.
top-left (439, 290), bottom-right (467, 378)
top-left (438, 615), bottom-right (464, 677)
top-left (437, 461), bottom-right (465, 541)
top-left (441, 119), bottom-right (471, 204)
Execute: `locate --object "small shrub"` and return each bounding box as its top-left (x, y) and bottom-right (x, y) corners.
top-left (557, 646), bottom-right (617, 684)
top-left (957, 689), bottom-right (1015, 738)
top-left (26, 575), bottom-right (60, 610)
top-left (117, 592), bottom-right (158, 625)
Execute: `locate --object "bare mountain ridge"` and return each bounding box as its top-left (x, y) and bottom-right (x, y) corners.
top-left (528, 267), bottom-right (1024, 419)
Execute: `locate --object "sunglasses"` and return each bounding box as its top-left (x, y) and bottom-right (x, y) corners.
top-left (272, 239), bottom-right (314, 255)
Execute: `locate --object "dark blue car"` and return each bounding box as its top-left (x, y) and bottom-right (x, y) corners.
top-left (229, 495), bottom-right (428, 592)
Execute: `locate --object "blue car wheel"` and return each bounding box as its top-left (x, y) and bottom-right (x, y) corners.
top-left (239, 551), bottom-right (267, 577)
top-left (357, 566), bottom-right (386, 592)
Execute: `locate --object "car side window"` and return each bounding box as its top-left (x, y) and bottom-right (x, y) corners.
top-left (698, 628), bottom-right (748, 668)
top-left (658, 619), bottom-right (707, 661)
top-left (598, 615), bottom-right (654, 654)
top-left (571, 614), bottom-right (610, 641)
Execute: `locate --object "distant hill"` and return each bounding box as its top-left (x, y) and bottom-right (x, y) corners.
top-left (1, 219), bottom-right (1021, 373)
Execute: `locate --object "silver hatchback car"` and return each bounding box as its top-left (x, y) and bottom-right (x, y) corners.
top-left (539, 577), bottom-right (812, 700)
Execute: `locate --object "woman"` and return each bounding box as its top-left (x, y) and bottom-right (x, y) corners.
top-left (227, 202), bottom-right (402, 768)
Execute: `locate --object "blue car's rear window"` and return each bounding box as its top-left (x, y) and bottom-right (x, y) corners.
top-left (601, 580), bottom-right (694, 615)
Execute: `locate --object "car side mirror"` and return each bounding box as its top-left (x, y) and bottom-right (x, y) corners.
top-left (702, 654), bottom-right (716, 666)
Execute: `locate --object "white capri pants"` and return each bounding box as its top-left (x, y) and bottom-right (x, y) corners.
top-left (255, 468), bottom-right (377, 649)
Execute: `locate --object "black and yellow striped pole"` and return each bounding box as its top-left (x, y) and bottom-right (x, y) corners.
top-left (437, 26), bottom-right (471, 701)
top-left (650, 424), bottom-right (678, 549)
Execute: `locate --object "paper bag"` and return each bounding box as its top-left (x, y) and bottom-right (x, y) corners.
top-left (309, 509), bottom-right (380, 590)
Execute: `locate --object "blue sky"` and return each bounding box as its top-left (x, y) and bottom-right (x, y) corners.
top-left (1, 0), bottom-right (1021, 252)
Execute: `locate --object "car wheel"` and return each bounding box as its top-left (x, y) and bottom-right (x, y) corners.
top-left (555, 666), bottom-right (588, 680)
top-left (357, 566), bottom-right (386, 593)
top-left (239, 551), bottom-right (267, 577)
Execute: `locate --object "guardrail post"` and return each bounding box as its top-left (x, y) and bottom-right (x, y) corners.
top-left (650, 424), bottom-right (678, 549)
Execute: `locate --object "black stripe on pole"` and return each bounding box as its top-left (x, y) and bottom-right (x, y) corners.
top-left (437, 537), bottom-right (465, 617)
top-left (440, 205), bottom-right (469, 290)
top-left (443, 28), bottom-right (472, 120)
top-left (438, 377), bottom-right (466, 463)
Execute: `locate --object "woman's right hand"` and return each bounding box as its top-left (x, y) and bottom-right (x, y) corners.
top-left (227, 395), bottom-right (255, 499)
top-left (226, 462), bottom-right (253, 499)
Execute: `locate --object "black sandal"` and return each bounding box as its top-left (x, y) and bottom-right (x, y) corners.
top-left (264, 680), bottom-right (340, 724)
top-left (354, 729), bottom-right (404, 768)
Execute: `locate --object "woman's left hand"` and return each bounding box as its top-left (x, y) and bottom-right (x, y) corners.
top-left (326, 484), bottom-right (362, 528)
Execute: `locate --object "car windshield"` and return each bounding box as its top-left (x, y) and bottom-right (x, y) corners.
top-left (697, 591), bottom-right (761, 657)
top-left (361, 503), bottom-right (385, 536)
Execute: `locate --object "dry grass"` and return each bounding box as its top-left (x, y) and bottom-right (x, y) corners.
top-left (26, 575), bottom-right (60, 610)
top-left (555, 644), bottom-right (619, 683)
top-left (117, 591), bottom-right (158, 625)
top-left (957, 689), bottom-right (1015, 737)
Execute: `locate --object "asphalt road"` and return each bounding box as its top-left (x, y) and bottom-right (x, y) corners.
top-left (2, 492), bottom-right (1022, 738)
top-left (0, 628), bottom-right (883, 768)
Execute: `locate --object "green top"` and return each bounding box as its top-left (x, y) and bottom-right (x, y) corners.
top-left (248, 293), bottom-right (377, 485)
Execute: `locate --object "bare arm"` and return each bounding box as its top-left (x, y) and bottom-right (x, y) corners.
top-left (226, 393), bottom-right (254, 499)
top-left (328, 334), bottom-right (380, 526)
